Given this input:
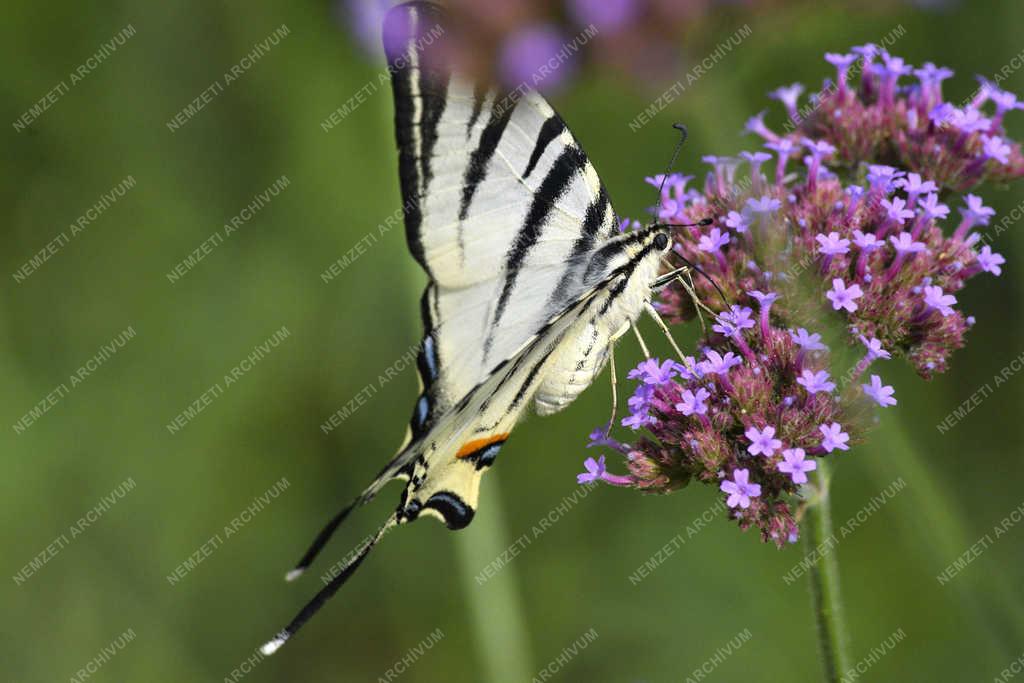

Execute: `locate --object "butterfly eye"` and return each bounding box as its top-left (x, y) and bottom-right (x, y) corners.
top-left (653, 233), bottom-right (670, 251)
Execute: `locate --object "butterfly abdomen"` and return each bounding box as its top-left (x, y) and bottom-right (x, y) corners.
top-left (534, 247), bottom-right (661, 416)
top-left (534, 319), bottom-right (610, 416)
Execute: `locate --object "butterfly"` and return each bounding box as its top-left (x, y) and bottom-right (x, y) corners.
top-left (261, 1), bottom-right (711, 655)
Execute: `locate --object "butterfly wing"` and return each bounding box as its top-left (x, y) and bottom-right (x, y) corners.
top-left (384, 1), bottom-right (619, 441)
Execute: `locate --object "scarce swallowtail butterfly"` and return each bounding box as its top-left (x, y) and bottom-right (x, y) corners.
top-left (261, 1), bottom-right (711, 655)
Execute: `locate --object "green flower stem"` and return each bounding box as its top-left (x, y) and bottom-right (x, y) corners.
top-left (804, 458), bottom-right (851, 682)
top-left (453, 474), bottom-right (533, 682)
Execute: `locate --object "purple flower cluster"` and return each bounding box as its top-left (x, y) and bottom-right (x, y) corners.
top-left (773, 45), bottom-right (1024, 190)
top-left (580, 47), bottom-right (1020, 546)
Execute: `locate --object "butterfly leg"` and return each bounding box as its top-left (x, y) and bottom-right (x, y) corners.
top-left (676, 269), bottom-right (721, 336)
top-left (631, 323), bottom-right (651, 358)
top-left (605, 345), bottom-right (619, 435)
top-left (644, 302), bottom-right (698, 376)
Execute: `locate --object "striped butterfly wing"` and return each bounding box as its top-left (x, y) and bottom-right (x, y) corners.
top-left (384, 1), bottom-right (619, 440)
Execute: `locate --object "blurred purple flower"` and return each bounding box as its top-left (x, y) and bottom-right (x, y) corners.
top-left (500, 24), bottom-right (574, 91)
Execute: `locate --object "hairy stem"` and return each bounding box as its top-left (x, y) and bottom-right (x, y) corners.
top-left (804, 459), bottom-right (851, 682)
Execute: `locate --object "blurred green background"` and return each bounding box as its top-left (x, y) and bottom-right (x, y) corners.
top-left (3, 1), bottom-right (1024, 681)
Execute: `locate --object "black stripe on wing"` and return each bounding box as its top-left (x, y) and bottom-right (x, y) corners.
top-left (523, 115), bottom-right (567, 179)
top-left (459, 104), bottom-right (516, 221)
top-left (485, 145), bottom-right (589, 358)
top-left (545, 187), bottom-right (613, 307)
top-left (466, 82), bottom-right (487, 138)
top-left (384, 2), bottom-right (449, 278)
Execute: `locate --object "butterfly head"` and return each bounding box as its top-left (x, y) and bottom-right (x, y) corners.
top-left (644, 217), bottom-right (714, 250)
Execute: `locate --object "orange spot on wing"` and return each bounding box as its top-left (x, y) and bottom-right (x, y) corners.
top-left (456, 433), bottom-right (509, 458)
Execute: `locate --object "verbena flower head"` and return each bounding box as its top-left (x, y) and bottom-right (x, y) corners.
top-left (579, 46), bottom-right (1021, 547)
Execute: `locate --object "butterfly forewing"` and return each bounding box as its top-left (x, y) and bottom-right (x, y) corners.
top-left (383, 1), bottom-right (618, 432)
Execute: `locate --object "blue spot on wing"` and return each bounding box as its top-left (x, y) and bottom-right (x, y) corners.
top-left (412, 395), bottom-right (430, 433)
top-left (422, 335), bottom-right (438, 380)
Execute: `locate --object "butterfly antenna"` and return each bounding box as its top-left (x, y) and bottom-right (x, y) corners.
top-left (672, 253), bottom-right (730, 310)
top-left (261, 513), bottom-right (399, 655)
top-left (654, 123), bottom-right (690, 201)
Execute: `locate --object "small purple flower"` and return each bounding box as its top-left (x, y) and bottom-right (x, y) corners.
top-left (676, 387), bottom-right (711, 416)
top-left (851, 43), bottom-right (880, 63)
top-left (867, 165), bottom-right (905, 192)
top-left (587, 427), bottom-right (622, 450)
top-left (826, 278), bottom-right (863, 312)
top-left (713, 305), bottom-right (756, 336)
top-left (929, 102), bottom-right (957, 126)
top-left (982, 135), bottom-right (1012, 165)
top-left (748, 290), bottom-right (780, 307)
top-left (881, 196), bottom-right (916, 225)
top-left (803, 138), bottom-right (837, 159)
top-left (824, 52), bottom-right (858, 69)
top-left (658, 198), bottom-right (682, 220)
top-left (746, 425), bottom-right (783, 457)
top-left (816, 231), bottom-right (851, 256)
top-left (894, 173), bottom-right (938, 196)
top-left (740, 150), bottom-right (773, 166)
top-left (778, 448), bottom-right (817, 485)
top-left (701, 349), bottom-right (743, 375)
top-left (862, 374), bottom-right (897, 407)
top-left (948, 107), bottom-right (993, 134)
top-left (852, 230), bottom-right (881, 251)
top-left (982, 81), bottom-right (1022, 115)
top-left (859, 335), bottom-right (892, 361)
top-left (769, 83), bottom-right (805, 120)
top-left (960, 194), bottom-right (996, 226)
top-left (746, 195), bottom-right (783, 214)
top-left (797, 369), bottom-right (836, 394)
top-left (919, 193), bottom-right (950, 221)
top-left (745, 110), bottom-right (777, 141)
top-left (890, 232), bottom-right (928, 254)
top-left (721, 468), bottom-right (762, 509)
top-left (628, 358), bottom-right (679, 385)
top-left (790, 328), bottom-right (827, 351)
top-left (698, 227), bottom-right (731, 253)
top-left (766, 139), bottom-right (795, 156)
top-left (923, 285), bottom-right (957, 316)
top-left (725, 210), bottom-right (751, 233)
top-left (621, 409), bottom-right (656, 430)
top-left (644, 173), bottom-right (680, 190)
top-left (675, 356), bottom-right (705, 381)
top-left (819, 422), bottom-right (850, 452)
top-left (977, 245), bottom-right (1006, 276)
top-left (577, 455), bottom-right (606, 484)
top-left (627, 383), bottom-right (653, 412)
top-left (825, 52), bottom-right (858, 86)
top-left (914, 62), bottom-right (954, 86)
top-left (880, 51), bottom-right (912, 77)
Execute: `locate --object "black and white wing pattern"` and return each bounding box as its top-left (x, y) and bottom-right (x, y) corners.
top-left (385, 1), bottom-right (620, 437)
top-left (260, 1), bottom-right (676, 655)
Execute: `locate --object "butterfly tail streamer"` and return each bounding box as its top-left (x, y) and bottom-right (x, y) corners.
top-left (284, 495), bottom-right (362, 582)
top-left (285, 446), bottom-right (421, 580)
top-left (262, 513), bottom-right (399, 656)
